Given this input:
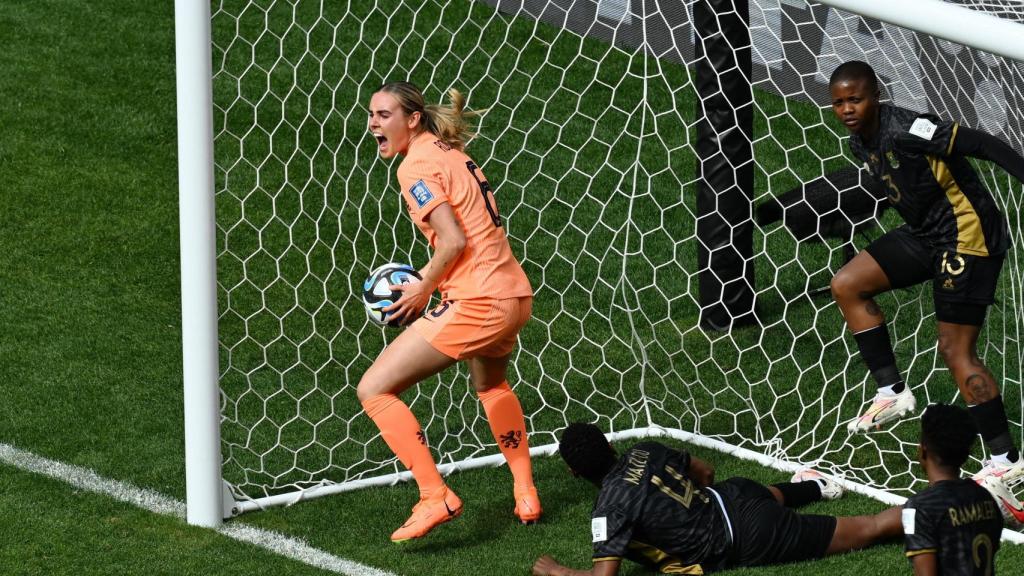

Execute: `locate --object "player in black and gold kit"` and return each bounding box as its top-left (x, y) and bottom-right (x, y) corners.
top-left (531, 423), bottom-right (902, 576)
top-left (829, 61), bottom-right (1024, 488)
top-left (904, 404), bottom-right (1004, 575)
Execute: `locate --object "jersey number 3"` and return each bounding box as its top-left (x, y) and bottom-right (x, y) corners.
top-left (465, 161), bottom-right (502, 228)
top-left (881, 173), bottom-right (902, 204)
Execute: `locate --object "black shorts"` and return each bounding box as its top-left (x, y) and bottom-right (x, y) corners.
top-left (713, 477), bottom-right (836, 568)
top-left (866, 226), bottom-right (1004, 324)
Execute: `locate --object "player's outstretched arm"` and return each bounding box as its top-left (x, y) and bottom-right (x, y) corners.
top-left (826, 506), bottom-right (903, 555)
top-left (531, 555), bottom-right (620, 576)
top-left (910, 552), bottom-right (938, 576)
top-left (953, 126), bottom-right (1024, 184)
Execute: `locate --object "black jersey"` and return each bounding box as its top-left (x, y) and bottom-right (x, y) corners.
top-left (590, 442), bottom-right (732, 573)
top-left (903, 479), bottom-right (1003, 575)
top-left (848, 104), bottom-right (1009, 256)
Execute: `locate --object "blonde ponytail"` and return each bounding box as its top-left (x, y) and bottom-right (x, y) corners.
top-left (423, 89), bottom-right (484, 151)
top-left (376, 82), bottom-right (484, 151)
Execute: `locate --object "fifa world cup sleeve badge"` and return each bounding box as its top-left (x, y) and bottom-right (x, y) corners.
top-left (409, 180), bottom-right (435, 208)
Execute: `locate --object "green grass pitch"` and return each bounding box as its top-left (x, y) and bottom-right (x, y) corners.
top-left (1, 0), bottom-right (1022, 575)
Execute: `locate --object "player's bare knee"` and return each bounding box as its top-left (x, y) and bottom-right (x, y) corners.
top-left (829, 272), bottom-right (850, 302)
top-left (355, 380), bottom-right (374, 403)
top-left (830, 270), bottom-right (868, 303)
top-left (356, 372), bottom-right (386, 403)
top-left (936, 336), bottom-right (971, 370)
top-left (468, 356), bottom-right (509, 393)
top-left (472, 376), bottom-right (505, 394)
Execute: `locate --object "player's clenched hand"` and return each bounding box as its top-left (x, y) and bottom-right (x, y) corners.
top-left (688, 456), bottom-right (715, 488)
top-left (533, 555), bottom-right (613, 576)
top-left (532, 555), bottom-right (564, 576)
top-left (382, 279), bottom-right (432, 325)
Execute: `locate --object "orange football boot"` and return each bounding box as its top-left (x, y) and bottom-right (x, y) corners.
top-left (390, 486), bottom-right (463, 542)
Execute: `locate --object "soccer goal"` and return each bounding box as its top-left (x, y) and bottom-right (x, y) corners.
top-left (175, 0), bottom-right (1024, 535)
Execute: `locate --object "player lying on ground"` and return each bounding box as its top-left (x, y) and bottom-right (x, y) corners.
top-left (904, 403), bottom-right (1018, 575)
top-left (531, 423), bottom-right (902, 576)
top-left (829, 61), bottom-right (1024, 484)
top-left (360, 81), bottom-right (539, 542)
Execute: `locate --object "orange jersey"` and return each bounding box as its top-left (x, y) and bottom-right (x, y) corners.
top-left (396, 131), bottom-right (532, 300)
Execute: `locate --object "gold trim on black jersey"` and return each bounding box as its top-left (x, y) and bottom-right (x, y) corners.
top-left (905, 548), bottom-right (938, 557)
top-left (651, 473), bottom-right (697, 509)
top-left (626, 541), bottom-right (704, 574)
top-left (928, 155), bottom-right (989, 256)
top-left (946, 122), bottom-right (959, 157)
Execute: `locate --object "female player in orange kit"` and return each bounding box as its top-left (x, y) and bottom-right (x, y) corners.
top-left (359, 81), bottom-right (539, 542)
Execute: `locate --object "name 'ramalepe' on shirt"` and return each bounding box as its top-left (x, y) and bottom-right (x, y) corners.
top-left (903, 478), bottom-right (1003, 575)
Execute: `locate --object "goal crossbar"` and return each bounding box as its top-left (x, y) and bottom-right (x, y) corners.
top-left (817, 0), bottom-right (1024, 63)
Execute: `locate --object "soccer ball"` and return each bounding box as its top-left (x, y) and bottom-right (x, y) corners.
top-left (362, 262), bottom-right (423, 327)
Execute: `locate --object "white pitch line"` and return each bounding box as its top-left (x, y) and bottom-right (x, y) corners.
top-left (0, 443), bottom-right (398, 576)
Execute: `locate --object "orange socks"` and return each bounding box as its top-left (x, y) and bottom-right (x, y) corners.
top-left (477, 382), bottom-right (535, 490)
top-left (361, 394), bottom-right (444, 499)
top-left (362, 385), bottom-right (535, 501)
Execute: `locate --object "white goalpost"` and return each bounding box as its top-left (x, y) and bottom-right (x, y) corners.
top-left (175, 0), bottom-right (223, 528)
top-left (176, 0), bottom-right (1024, 542)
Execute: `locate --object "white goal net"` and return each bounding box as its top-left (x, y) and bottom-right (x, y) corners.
top-left (207, 0), bottom-right (1024, 515)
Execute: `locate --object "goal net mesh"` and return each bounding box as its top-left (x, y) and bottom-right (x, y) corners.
top-left (209, 0), bottom-right (1024, 507)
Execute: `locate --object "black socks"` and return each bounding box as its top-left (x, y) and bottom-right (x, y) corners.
top-left (969, 396), bottom-right (1020, 462)
top-left (773, 479), bottom-right (822, 508)
top-left (854, 324), bottom-right (905, 394)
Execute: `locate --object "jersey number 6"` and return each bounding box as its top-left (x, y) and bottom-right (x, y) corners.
top-left (465, 161), bottom-right (502, 228)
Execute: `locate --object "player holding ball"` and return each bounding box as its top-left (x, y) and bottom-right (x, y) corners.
top-left (360, 81), bottom-right (539, 542)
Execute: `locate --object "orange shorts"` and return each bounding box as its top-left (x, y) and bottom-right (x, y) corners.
top-left (411, 296), bottom-right (532, 360)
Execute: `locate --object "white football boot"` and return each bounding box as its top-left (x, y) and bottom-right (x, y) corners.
top-left (846, 387), bottom-right (917, 433)
top-left (972, 456), bottom-right (1024, 484)
top-left (791, 469), bottom-right (844, 500)
top-left (980, 476), bottom-right (1024, 529)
